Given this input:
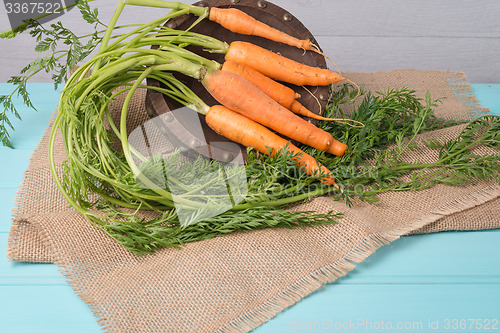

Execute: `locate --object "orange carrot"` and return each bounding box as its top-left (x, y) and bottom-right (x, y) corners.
top-left (206, 105), bottom-right (338, 187)
top-left (287, 100), bottom-right (336, 121)
top-left (221, 61), bottom-right (299, 109)
top-left (209, 7), bottom-right (315, 51)
top-left (225, 41), bottom-right (346, 86)
top-left (222, 61), bottom-right (348, 122)
top-left (201, 68), bottom-right (348, 157)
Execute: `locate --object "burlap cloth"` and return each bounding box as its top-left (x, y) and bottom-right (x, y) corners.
top-left (7, 69), bottom-right (500, 332)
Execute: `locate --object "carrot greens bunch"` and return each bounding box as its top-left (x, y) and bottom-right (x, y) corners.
top-left (37, 2), bottom-right (346, 254)
top-left (310, 85), bottom-right (500, 205)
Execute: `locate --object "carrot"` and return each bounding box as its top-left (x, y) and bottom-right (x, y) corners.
top-left (287, 100), bottom-right (335, 121)
top-left (221, 61), bottom-right (351, 122)
top-left (221, 61), bottom-right (300, 109)
top-left (201, 68), bottom-right (348, 157)
top-left (206, 105), bottom-right (338, 187)
top-left (225, 41), bottom-right (346, 86)
top-left (209, 7), bottom-right (315, 51)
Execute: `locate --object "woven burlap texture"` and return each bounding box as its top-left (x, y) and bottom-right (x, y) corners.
top-left (7, 70), bottom-right (500, 332)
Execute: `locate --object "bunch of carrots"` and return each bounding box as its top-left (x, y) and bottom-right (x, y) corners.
top-left (122, 1), bottom-right (355, 188)
top-left (46, 0), bottom-right (358, 232)
top-left (10, 0), bottom-right (497, 253)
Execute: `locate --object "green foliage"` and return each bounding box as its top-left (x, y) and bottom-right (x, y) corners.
top-left (308, 84), bottom-right (500, 204)
top-left (0, 0), bottom-right (102, 148)
top-left (100, 206), bottom-right (340, 255)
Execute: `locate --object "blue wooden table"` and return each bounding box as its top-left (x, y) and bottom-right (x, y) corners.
top-left (1, 83), bottom-right (499, 332)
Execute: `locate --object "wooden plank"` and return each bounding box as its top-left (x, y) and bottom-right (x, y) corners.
top-left (0, 86), bottom-right (54, 239)
top-left (2, 0), bottom-right (492, 38)
top-left (0, 285), bottom-right (101, 333)
top-left (255, 283), bottom-right (500, 332)
top-left (472, 84), bottom-right (500, 113)
top-left (0, 149), bottom-right (33, 187)
top-left (0, 83), bottom-right (57, 231)
top-left (0, 283), bottom-right (498, 333)
top-left (341, 231), bottom-right (500, 282)
top-left (316, 36), bottom-right (500, 83)
top-left (0, 189), bottom-right (17, 233)
top-left (1, 0), bottom-right (499, 83)
top-left (269, 0), bottom-right (500, 38)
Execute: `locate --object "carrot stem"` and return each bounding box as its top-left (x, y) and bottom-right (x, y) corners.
top-left (124, 0), bottom-right (208, 17)
top-left (232, 185), bottom-right (334, 210)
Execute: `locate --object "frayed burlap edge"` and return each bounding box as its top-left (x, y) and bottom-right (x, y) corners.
top-left (215, 184), bottom-right (500, 333)
top-left (13, 185), bottom-right (499, 333)
top-left (6, 111), bottom-right (59, 263)
top-left (446, 70), bottom-right (491, 119)
top-left (9, 211), bottom-right (113, 331)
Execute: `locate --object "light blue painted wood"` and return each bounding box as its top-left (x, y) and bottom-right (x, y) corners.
top-left (340, 230), bottom-right (500, 282)
top-left (254, 232), bottom-right (500, 332)
top-left (471, 84), bottom-right (500, 114)
top-left (256, 283), bottom-right (500, 333)
top-left (0, 149), bottom-right (38, 187)
top-left (0, 189), bottom-right (17, 232)
top-left (0, 285), bottom-right (102, 333)
top-left (0, 84), bottom-right (498, 332)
